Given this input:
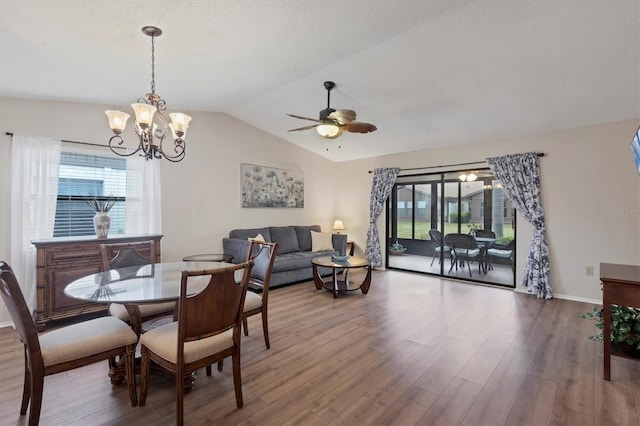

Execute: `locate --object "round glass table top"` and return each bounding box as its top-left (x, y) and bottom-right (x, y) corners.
top-left (64, 261), bottom-right (239, 305)
top-left (311, 256), bottom-right (370, 268)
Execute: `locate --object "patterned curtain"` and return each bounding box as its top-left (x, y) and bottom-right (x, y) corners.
top-left (365, 167), bottom-right (400, 266)
top-left (487, 152), bottom-right (551, 299)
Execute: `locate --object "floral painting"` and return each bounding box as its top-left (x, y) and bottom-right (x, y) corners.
top-left (241, 164), bottom-right (304, 208)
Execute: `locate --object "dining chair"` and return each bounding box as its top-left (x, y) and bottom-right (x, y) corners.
top-left (0, 261), bottom-right (138, 426)
top-left (444, 233), bottom-right (482, 277)
top-left (138, 261), bottom-right (253, 425)
top-left (428, 229), bottom-right (451, 266)
top-left (100, 240), bottom-right (176, 333)
top-left (242, 240), bottom-right (278, 349)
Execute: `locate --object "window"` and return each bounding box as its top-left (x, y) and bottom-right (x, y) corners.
top-left (53, 152), bottom-right (126, 237)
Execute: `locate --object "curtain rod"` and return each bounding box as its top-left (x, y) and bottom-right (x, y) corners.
top-left (367, 152), bottom-right (545, 173)
top-left (4, 132), bottom-right (120, 150)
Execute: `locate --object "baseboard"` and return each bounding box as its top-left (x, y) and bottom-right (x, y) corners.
top-left (513, 286), bottom-right (601, 305)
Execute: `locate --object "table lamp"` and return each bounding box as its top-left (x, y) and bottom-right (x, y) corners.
top-left (332, 220), bottom-right (345, 234)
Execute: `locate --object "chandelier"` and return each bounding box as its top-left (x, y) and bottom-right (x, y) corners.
top-left (105, 26), bottom-right (191, 162)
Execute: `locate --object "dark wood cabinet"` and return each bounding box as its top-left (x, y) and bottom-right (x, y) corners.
top-left (32, 234), bottom-right (162, 330)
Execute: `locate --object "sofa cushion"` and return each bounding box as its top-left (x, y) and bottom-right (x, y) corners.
top-left (294, 225), bottom-right (321, 252)
top-left (273, 250), bottom-right (337, 273)
top-left (311, 231), bottom-right (334, 252)
top-left (229, 227), bottom-right (271, 242)
top-left (269, 226), bottom-right (300, 254)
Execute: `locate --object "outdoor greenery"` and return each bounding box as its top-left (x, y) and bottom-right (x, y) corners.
top-left (396, 219), bottom-right (515, 241)
top-left (580, 305), bottom-right (640, 349)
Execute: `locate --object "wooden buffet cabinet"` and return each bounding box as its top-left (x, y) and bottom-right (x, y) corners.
top-left (32, 234), bottom-right (162, 330)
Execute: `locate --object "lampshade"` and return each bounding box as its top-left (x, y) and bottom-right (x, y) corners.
top-left (105, 110), bottom-right (130, 134)
top-left (317, 123), bottom-right (341, 138)
top-left (131, 103), bottom-right (157, 128)
top-left (332, 220), bottom-right (345, 232)
top-left (169, 112), bottom-right (192, 136)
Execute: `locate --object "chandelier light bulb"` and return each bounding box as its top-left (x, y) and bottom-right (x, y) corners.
top-left (467, 173), bottom-right (478, 182)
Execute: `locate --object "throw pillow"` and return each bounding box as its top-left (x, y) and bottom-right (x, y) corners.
top-left (311, 231), bottom-right (334, 252)
top-left (248, 233), bottom-right (265, 242)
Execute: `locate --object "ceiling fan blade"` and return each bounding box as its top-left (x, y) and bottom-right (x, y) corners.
top-left (287, 124), bottom-right (319, 132)
top-left (286, 113), bottom-right (321, 123)
top-left (328, 109), bottom-right (356, 125)
top-left (345, 121), bottom-right (377, 133)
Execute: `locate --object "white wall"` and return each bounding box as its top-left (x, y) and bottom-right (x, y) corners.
top-left (0, 97), bottom-right (338, 324)
top-left (335, 119), bottom-right (640, 303)
top-left (1, 96), bottom-right (638, 324)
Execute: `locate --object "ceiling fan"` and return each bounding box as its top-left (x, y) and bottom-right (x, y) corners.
top-left (287, 81), bottom-right (377, 139)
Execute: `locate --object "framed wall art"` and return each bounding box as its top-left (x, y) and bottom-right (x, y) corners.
top-left (241, 164), bottom-right (304, 208)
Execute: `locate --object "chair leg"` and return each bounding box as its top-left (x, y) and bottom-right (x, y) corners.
top-left (20, 349), bottom-right (30, 415)
top-left (28, 370), bottom-right (44, 426)
top-left (206, 365), bottom-right (212, 376)
top-left (430, 253), bottom-right (437, 266)
top-left (217, 360), bottom-right (224, 372)
top-left (124, 345), bottom-right (137, 406)
top-left (261, 309), bottom-right (270, 349)
top-left (176, 366), bottom-right (184, 426)
top-left (232, 352), bottom-right (243, 408)
top-left (467, 259), bottom-right (472, 277)
top-left (139, 349), bottom-right (151, 406)
top-left (242, 317), bottom-right (249, 337)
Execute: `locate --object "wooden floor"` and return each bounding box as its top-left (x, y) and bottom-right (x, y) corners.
top-left (1, 270), bottom-right (639, 425)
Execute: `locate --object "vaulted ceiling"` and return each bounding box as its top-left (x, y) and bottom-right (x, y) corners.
top-left (1, 0), bottom-right (638, 162)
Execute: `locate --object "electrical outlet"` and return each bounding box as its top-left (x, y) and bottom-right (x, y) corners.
top-left (585, 266), bottom-right (594, 276)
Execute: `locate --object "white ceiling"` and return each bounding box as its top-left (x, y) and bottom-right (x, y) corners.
top-left (1, 0), bottom-right (638, 162)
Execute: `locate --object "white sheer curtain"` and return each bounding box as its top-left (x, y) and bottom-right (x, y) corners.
top-left (10, 134), bottom-right (61, 313)
top-left (125, 156), bottom-right (162, 234)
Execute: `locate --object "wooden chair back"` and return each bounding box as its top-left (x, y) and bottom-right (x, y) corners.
top-left (245, 241), bottom-right (278, 295)
top-left (177, 261), bottom-right (253, 346)
top-left (0, 261), bottom-right (42, 370)
top-left (100, 240), bottom-right (157, 271)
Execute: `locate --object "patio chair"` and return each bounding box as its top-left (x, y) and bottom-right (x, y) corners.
top-left (444, 233), bottom-right (482, 277)
top-left (486, 239), bottom-right (515, 272)
top-left (428, 229), bottom-right (451, 266)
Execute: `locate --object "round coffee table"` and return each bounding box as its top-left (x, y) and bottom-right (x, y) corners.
top-left (311, 256), bottom-right (372, 298)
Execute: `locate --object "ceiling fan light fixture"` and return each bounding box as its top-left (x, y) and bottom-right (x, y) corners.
top-left (317, 123), bottom-right (341, 138)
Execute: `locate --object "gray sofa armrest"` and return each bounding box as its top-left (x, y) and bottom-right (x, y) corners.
top-left (332, 234), bottom-right (347, 256)
top-left (222, 238), bottom-right (249, 264)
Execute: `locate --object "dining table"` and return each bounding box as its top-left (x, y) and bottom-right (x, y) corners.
top-left (64, 260), bottom-right (243, 389)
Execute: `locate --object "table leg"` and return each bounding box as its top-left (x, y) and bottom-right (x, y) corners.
top-left (604, 296), bottom-right (612, 380)
top-left (360, 265), bottom-right (372, 294)
top-left (312, 264), bottom-right (323, 290)
top-left (332, 268), bottom-right (338, 298)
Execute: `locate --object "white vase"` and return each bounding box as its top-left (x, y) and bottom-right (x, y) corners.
top-left (93, 212), bottom-right (111, 238)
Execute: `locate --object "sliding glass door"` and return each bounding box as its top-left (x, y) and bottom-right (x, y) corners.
top-left (387, 169), bottom-right (515, 287)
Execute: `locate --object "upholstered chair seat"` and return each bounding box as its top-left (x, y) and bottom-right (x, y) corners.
top-left (109, 302), bottom-right (177, 322)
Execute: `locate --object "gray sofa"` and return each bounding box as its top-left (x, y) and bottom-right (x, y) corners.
top-left (222, 225), bottom-right (347, 288)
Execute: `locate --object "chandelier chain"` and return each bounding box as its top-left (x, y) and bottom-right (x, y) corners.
top-left (150, 34), bottom-right (156, 95)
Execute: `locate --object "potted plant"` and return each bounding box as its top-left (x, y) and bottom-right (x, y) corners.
top-left (580, 305), bottom-right (640, 357)
top-left (86, 198), bottom-right (116, 238)
top-left (389, 241), bottom-right (407, 256)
